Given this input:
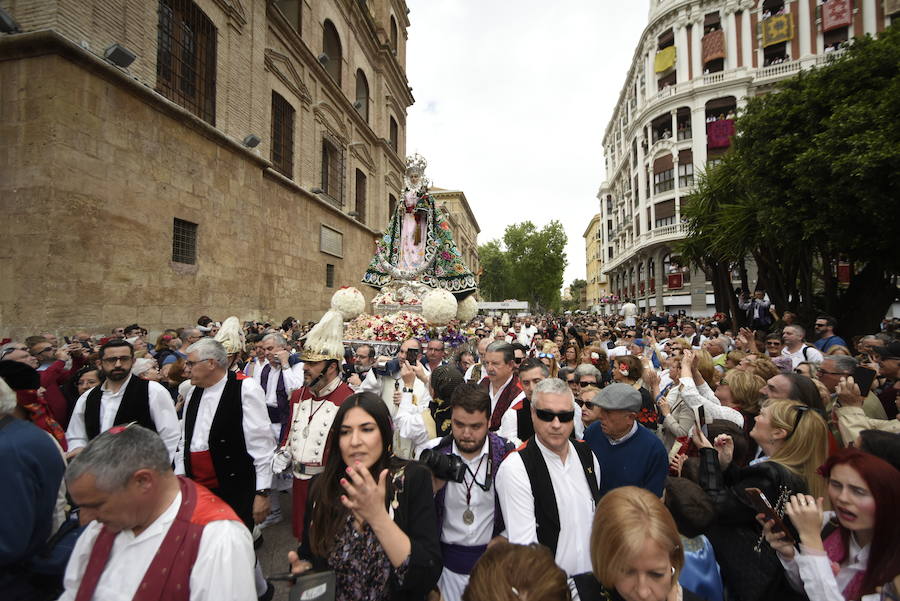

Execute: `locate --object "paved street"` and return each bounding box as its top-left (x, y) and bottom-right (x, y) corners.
top-left (257, 491), bottom-right (297, 601)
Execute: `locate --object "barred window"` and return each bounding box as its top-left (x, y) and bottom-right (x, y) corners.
top-left (326, 264), bottom-right (335, 288)
top-left (321, 136), bottom-right (345, 207)
top-left (156, 0), bottom-right (216, 124)
top-left (389, 116), bottom-right (398, 152)
top-left (172, 218), bottom-right (198, 264)
top-left (271, 92), bottom-right (295, 178)
top-left (355, 169), bottom-right (367, 224)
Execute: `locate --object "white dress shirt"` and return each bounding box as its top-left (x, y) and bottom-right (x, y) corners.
top-left (433, 438), bottom-right (496, 601)
top-left (58, 491), bottom-right (256, 601)
top-left (782, 344), bottom-right (824, 368)
top-left (495, 437), bottom-right (600, 575)
top-left (66, 374), bottom-right (180, 460)
top-left (252, 362), bottom-right (303, 408)
top-left (174, 374), bottom-right (275, 490)
top-left (488, 375), bottom-right (523, 445)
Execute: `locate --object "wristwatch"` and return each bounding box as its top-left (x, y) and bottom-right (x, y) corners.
top-left (402, 387), bottom-right (414, 393)
top-left (255, 489), bottom-right (272, 497)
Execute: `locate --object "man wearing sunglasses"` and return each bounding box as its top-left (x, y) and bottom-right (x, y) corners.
top-left (583, 383), bottom-right (668, 497)
top-left (496, 378), bottom-right (601, 576)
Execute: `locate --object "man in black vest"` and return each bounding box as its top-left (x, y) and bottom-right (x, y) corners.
top-left (175, 338), bottom-right (277, 600)
top-left (175, 338), bottom-right (275, 529)
top-left (495, 377), bottom-right (600, 576)
top-left (66, 340), bottom-right (179, 460)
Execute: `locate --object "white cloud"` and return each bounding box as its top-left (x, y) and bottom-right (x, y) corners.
top-left (406, 1), bottom-right (650, 286)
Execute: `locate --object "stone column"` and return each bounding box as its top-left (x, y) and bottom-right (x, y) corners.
top-left (742, 7), bottom-right (753, 69)
top-left (863, 0), bottom-right (877, 36)
top-left (797, 0), bottom-right (811, 59)
top-left (676, 19), bottom-right (689, 81)
top-left (725, 8), bottom-right (739, 70)
top-left (673, 152), bottom-right (681, 222)
top-left (691, 107), bottom-right (707, 167)
top-left (655, 248), bottom-right (666, 312)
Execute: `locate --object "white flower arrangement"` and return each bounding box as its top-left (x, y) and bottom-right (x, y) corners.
top-left (456, 295), bottom-right (479, 323)
top-left (331, 287), bottom-right (366, 320)
top-left (422, 289), bottom-right (458, 326)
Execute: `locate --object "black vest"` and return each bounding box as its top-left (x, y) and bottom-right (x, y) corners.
top-left (517, 437), bottom-right (600, 556)
top-left (84, 377), bottom-right (155, 440)
top-left (515, 397), bottom-right (534, 442)
top-left (183, 373), bottom-right (256, 528)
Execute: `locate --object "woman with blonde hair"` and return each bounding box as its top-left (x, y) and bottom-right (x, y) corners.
top-left (538, 342), bottom-right (560, 378)
top-left (571, 486), bottom-right (703, 601)
top-left (695, 398), bottom-right (829, 601)
top-left (462, 542), bottom-right (570, 601)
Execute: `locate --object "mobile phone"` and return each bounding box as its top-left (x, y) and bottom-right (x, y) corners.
top-left (744, 487), bottom-right (795, 544)
top-left (696, 406), bottom-right (708, 437)
top-left (851, 366), bottom-right (876, 397)
top-left (406, 348), bottom-right (419, 364)
top-left (64, 336), bottom-right (71, 344)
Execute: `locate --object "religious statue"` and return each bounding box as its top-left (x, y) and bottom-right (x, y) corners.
top-left (362, 154), bottom-right (477, 300)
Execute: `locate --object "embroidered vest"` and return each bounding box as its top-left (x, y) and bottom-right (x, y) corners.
top-left (480, 376), bottom-right (523, 432)
top-left (73, 477), bottom-right (240, 601)
top-left (516, 437), bottom-right (600, 556)
top-left (84, 377), bottom-right (155, 440)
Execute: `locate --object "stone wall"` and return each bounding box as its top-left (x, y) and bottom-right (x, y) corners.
top-left (0, 42), bottom-right (379, 338)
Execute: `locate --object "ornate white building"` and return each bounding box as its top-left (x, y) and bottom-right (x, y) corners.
top-left (598, 0), bottom-right (898, 315)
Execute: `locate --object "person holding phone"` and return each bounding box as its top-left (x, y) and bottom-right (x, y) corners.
top-left (286, 393), bottom-right (442, 601)
top-left (693, 399), bottom-right (829, 601)
top-left (358, 338), bottom-right (432, 459)
top-left (761, 448), bottom-right (900, 601)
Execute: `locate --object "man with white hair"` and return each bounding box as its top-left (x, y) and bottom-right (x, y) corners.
top-left (253, 333), bottom-right (303, 439)
top-left (495, 378), bottom-right (601, 576)
top-left (175, 338), bottom-right (276, 599)
top-left (59, 425), bottom-right (256, 601)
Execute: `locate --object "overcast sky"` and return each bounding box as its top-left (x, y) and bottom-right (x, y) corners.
top-left (405, 1), bottom-right (650, 288)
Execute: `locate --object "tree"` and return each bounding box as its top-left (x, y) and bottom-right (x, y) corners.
top-left (562, 278), bottom-right (587, 312)
top-left (477, 221), bottom-right (568, 312)
top-left (679, 26), bottom-right (900, 338)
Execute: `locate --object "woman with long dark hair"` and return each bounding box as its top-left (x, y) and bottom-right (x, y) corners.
top-left (763, 448), bottom-right (900, 600)
top-left (287, 392), bottom-right (441, 600)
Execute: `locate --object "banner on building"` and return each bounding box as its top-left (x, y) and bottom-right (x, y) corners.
top-left (885, 0), bottom-right (900, 16)
top-left (823, 0), bottom-right (852, 32)
top-left (654, 46), bottom-right (677, 73)
top-left (762, 13), bottom-right (793, 47)
top-left (667, 274), bottom-right (683, 290)
top-left (706, 119), bottom-right (735, 149)
top-left (702, 30), bottom-right (726, 64)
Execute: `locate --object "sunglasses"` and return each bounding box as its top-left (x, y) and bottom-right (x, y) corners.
top-left (534, 408), bottom-right (575, 423)
top-left (538, 353), bottom-right (555, 359)
top-left (578, 381), bottom-right (597, 388)
top-left (785, 405), bottom-right (810, 440)
top-left (583, 401), bottom-right (599, 410)
top-left (513, 357), bottom-right (524, 364)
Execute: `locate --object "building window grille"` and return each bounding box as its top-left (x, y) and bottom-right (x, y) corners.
top-left (271, 92), bottom-right (295, 178)
top-left (326, 263), bottom-right (335, 288)
top-left (172, 218), bottom-right (198, 264)
top-left (156, 0), bottom-right (216, 125)
top-left (321, 136), bottom-right (345, 207)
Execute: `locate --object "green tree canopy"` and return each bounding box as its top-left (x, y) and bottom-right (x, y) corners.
top-left (679, 25), bottom-right (900, 337)
top-left (477, 220), bottom-right (568, 312)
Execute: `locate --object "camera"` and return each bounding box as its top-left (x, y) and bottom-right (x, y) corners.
top-left (419, 448), bottom-right (467, 483)
top-left (405, 348), bottom-right (419, 364)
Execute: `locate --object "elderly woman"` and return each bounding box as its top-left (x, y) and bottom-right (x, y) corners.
top-left (131, 357), bottom-right (160, 382)
top-left (572, 486), bottom-right (704, 600)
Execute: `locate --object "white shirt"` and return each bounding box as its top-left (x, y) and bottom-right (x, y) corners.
top-left (252, 361), bottom-right (303, 408)
top-left (606, 345), bottom-right (630, 359)
top-left (496, 437), bottom-right (600, 575)
top-left (782, 344), bottom-right (824, 368)
top-left (517, 325), bottom-right (538, 347)
top-left (488, 375), bottom-right (523, 445)
top-left (778, 511), bottom-right (869, 601)
top-left (676, 377), bottom-right (745, 428)
top-left (58, 491), bottom-right (256, 601)
top-left (66, 374), bottom-right (181, 460)
top-left (174, 374), bottom-right (276, 490)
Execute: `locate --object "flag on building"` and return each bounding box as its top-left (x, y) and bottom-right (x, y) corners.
top-left (823, 0), bottom-right (852, 32)
top-left (762, 13), bottom-right (794, 47)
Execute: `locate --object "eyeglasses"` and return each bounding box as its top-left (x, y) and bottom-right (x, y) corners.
top-left (101, 355), bottom-right (133, 365)
top-left (814, 323), bottom-right (827, 328)
top-left (817, 368), bottom-right (845, 376)
top-left (31, 346), bottom-right (53, 355)
top-left (534, 408), bottom-right (575, 423)
top-left (766, 342), bottom-right (782, 347)
top-left (513, 357), bottom-right (524, 364)
top-left (579, 381), bottom-right (597, 388)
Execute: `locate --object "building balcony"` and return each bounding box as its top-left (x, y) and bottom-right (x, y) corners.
top-left (601, 221), bottom-right (687, 276)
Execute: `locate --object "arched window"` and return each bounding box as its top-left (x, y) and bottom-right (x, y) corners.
top-left (388, 116), bottom-right (398, 152)
top-left (323, 20), bottom-right (342, 84)
top-left (389, 16), bottom-right (398, 52)
top-left (355, 69), bottom-right (369, 122)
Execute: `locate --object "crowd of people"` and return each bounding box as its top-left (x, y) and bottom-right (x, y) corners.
top-left (2, 301), bottom-right (899, 601)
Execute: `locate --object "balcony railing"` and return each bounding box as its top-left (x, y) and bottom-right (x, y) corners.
top-left (601, 222), bottom-right (687, 275)
top-left (757, 59), bottom-right (801, 80)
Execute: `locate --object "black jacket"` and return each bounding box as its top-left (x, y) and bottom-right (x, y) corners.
top-left (298, 461), bottom-right (442, 601)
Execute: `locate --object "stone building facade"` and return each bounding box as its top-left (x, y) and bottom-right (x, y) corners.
top-left (0, 0), bottom-right (414, 338)
top-left (583, 213), bottom-right (609, 312)
top-left (428, 187), bottom-right (481, 281)
top-left (597, 0), bottom-right (897, 316)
